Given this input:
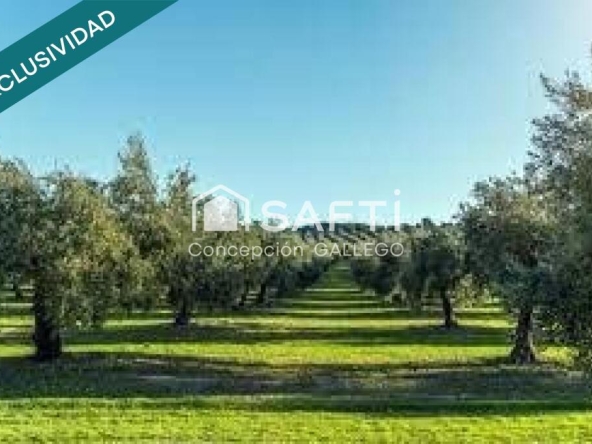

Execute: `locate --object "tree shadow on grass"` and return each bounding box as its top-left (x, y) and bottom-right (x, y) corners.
top-left (0, 352), bottom-right (590, 417)
top-left (35, 322), bottom-right (511, 348)
top-left (1, 321), bottom-right (511, 350)
top-left (0, 303), bottom-right (30, 317)
top-left (269, 309), bottom-right (511, 322)
top-left (274, 301), bottom-right (384, 311)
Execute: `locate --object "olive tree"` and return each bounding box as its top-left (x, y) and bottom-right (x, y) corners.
top-left (459, 176), bottom-right (553, 364)
top-left (424, 225), bottom-right (464, 329)
top-left (399, 227), bottom-right (430, 312)
top-left (0, 164), bottom-right (145, 360)
top-left (0, 159), bottom-right (39, 303)
top-left (109, 134), bottom-right (167, 311)
top-left (526, 64), bottom-right (592, 368)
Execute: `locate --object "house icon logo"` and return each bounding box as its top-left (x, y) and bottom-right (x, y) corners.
top-left (192, 185), bottom-right (251, 232)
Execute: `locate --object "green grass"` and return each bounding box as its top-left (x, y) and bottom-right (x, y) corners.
top-left (1, 266), bottom-right (591, 442)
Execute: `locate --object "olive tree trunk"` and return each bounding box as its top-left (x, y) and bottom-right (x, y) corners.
top-left (409, 290), bottom-right (423, 314)
top-left (509, 306), bottom-right (536, 364)
top-left (256, 282), bottom-right (268, 305)
top-left (238, 284), bottom-right (250, 308)
top-left (32, 286), bottom-right (62, 361)
top-left (12, 278), bottom-right (24, 300)
top-left (174, 297), bottom-right (192, 327)
top-left (440, 288), bottom-right (457, 329)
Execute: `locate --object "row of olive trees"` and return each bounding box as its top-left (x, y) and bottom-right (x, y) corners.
top-left (352, 48), bottom-right (592, 368)
top-left (459, 176), bottom-right (551, 364)
top-left (0, 135), bottom-right (329, 360)
top-left (458, 63), bottom-right (592, 366)
top-left (349, 192), bottom-right (550, 364)
top-left (465, 58), bottom-right (592, 369)
top-left (350, 221), bottom-right (465, 329)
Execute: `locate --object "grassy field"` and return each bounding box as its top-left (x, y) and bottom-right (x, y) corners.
top-left (1, 265), bottom-right (592, 443)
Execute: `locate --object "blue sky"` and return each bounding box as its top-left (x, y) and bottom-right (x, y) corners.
top-left (0, 0), bottom-right (591, 222)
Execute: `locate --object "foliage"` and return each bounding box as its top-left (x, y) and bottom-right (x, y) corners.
top-left (458, 175), bottom-right (554, 363)
top-left (526, 65), bottom-right (592, 369)
top-left (350, 222), bottom-right (464, 328)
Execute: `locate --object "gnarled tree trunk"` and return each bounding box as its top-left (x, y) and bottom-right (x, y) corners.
top-left (174, 296), bottom-right (192, 328)
top-left (409, 290), bottom-right (423, 314)
top-left (256, 282), bottom-right (267, 305)
top-left (238, 284), bottom-right (250, 308)
top-left (509, 306), bottom-right (536, 364)
top-left (440, 288), bottom-right (457, 329)
top-left (12, 278), bottom-right (24, 301)
top-left (32, 286), bottom-right (62, 361)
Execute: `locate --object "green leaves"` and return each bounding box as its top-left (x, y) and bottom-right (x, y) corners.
top-left (0, 133), bottom-right (332, 358)
top-left (0, 158), bottom-right (41, 280)
top-left (39, 172), bottom-right (139, 327)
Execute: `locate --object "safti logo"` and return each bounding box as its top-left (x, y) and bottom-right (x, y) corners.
top-left (192, 185), bottom-right (251, 232)
top-left (191, 184), bottom-right (402, 233)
